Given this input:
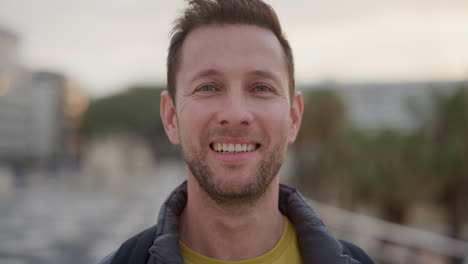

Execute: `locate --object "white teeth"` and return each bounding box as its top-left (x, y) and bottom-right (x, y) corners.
top-left (235, 144), bottom-right (242, 152)
top-left (212, 143), bottom-right (258, 153)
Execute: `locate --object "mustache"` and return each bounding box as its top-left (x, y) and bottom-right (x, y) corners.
top-left (211, 127), bottom-right (250, 138)
top-left (203, 127), bottom-right (263, 142)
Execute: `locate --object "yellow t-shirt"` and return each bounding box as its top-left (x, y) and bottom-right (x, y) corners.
top-left (179, 217), bottom-right (303, 264)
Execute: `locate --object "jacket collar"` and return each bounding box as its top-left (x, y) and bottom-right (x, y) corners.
top-left (148, 181), bottom-right (360, 264)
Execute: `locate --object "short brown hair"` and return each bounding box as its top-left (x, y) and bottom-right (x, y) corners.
top-left (167, 0), bottom-right (294, 102)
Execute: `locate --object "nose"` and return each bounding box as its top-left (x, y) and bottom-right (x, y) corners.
top-left (216, 92), bottom-right (253, 126)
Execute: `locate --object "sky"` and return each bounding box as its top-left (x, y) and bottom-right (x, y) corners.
top-left (1, 0), bottom-right (468, 97)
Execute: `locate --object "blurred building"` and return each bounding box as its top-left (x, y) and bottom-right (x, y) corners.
top-left (0, 26), bottom-right (87, 167)
top-left (305, 81), bottom-right (462, 131)
top-left (0, 27), bottom-right (19, 76)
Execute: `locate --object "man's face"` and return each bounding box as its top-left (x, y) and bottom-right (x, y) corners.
top-left (161, 25), bottom-right (303, 204)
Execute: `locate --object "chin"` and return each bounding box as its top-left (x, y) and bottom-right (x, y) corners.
top-left (213, 167), bottom-right (256, 186)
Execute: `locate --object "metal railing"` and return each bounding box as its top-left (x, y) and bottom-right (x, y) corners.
top-left (307, 199), bottom-right (468, 264)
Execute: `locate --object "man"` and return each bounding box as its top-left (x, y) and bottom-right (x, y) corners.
top-left (99, 0), bottom-right (374, 263)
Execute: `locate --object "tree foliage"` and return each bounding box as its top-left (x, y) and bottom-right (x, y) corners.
top-left (294, 86), bottom-right (453, 226)
top-left (427, 86), bottom-right (468, 240)
top-left (80, 85), bottom-right (178, 159)
top-left (295, 89), bottom-right (348, 200)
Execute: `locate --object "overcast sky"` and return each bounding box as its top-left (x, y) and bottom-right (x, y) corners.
top-left (1, 0), bottom-right (468, 97)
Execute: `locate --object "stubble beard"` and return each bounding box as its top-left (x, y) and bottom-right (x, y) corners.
top-left (181, 133), bottom-right (287, 207)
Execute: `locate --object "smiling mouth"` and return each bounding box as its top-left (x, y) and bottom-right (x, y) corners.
top-left (209, 143), bottom-right (261, 153)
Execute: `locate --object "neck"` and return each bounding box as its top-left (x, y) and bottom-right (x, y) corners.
top-left (179, 173), bottom-right (285, 261)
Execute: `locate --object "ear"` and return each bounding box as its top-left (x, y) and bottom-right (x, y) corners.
top-left (160, 91), bottom-right (180, 144)
top-left (288, 91), bottom-right (304, 144)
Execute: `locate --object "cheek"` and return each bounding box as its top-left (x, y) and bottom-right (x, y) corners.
top-left (262, 111), bottom-right (286, 125)
top-left (257, 104), bottom-right (291, 138)
top-left (177, 102), bottom-right (216, 141)
top-left (178, 115), bottom-right (204, 138)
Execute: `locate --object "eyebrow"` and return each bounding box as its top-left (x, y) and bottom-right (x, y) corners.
top-left (190, 69), bottom-right (222, 83)
top-left (247, 70), bottom-right (281, 84)
top-left (190, 69), bottom-right (280, 84)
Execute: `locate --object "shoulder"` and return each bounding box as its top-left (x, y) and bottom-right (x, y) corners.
top-left (96, 225), bottom-right (158, 264)
top-left (339, 240), bottom-right (375, 264)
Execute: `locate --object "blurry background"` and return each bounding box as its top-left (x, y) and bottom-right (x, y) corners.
top-left (1, 0), bottom-right (468, 263)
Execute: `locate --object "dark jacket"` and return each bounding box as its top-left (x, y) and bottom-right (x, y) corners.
top-left (99, 182), bottom-right (374, 264)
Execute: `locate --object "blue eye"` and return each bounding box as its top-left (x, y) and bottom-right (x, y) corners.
top-left (255, 85), bottom-right (271, 92)
top-left (199, 85), bottom-right (215, 91)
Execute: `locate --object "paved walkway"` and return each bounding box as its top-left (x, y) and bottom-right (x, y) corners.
top-left (0, 163), bottom-right (185, 264)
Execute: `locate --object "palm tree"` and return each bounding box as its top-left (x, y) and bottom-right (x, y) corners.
top-left (294, 88), bottom-right (347, 200)
top-left (428, 86), bottom-right (468, 241)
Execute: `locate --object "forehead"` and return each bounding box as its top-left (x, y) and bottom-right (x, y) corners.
top-left (177, 24), bottom-right (288, 83)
